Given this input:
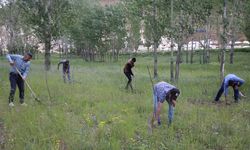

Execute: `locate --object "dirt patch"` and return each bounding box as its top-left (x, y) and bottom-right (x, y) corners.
top-left (0, 118), bottom-right (5, 149)
top-left (187, 98), bottom-right (233, 107)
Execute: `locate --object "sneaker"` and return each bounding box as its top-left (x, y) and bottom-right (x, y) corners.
top-left (21, 103), bottom-right (28, 106)
top-left (212, 100), bottom-right (219, 104)
top-left (158, 121), bottom-right (161, 126)
top-left (9, 102), bottom-right (14, 107)
top-left (234, 100), bottom-right (239, 103)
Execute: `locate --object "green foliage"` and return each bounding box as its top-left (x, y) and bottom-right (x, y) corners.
top-left (68, 0), bottom-right (126, 58)
top-left (124, 0), bottom-right (171, 45)
top-left (0, 0), bottom-right (26, 53)
top-left (18, 0), bottom-right (71, 40)
top-left (243, 0), bottom-right (250, 41)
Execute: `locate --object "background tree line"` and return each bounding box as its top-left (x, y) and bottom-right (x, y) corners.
top-left (0, 0), bottom-right (249, 81)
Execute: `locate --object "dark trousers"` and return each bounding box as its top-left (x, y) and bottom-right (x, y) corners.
top-left (9, 73), bottom-right (25, 103)
top-left (62, 71), bottom-right (71, 83)
top-left (215, 81), bottom-right (239, 101)
top-left (124, 72), bottom-right (133, 90)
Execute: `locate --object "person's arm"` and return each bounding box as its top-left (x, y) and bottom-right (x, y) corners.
top-left (224, 81), bottom-right (229, 101)
top-left (235, 76), bottom-right (245, 86)
top-left (58, 61), bottom-right (63, 70)
top-left (22, 63), bottom-right (31, 80)
top-left (168, 104), bottom-right (175, 126)
top-left (6, 54), bottom-right (22, 66)
top-left (155, 102), bottom-right (163, 124)
top-left (128, 64), bottom-right (134, 76)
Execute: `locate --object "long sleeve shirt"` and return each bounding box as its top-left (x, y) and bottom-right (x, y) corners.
top-left (224, 74), bottom-right (245, 96)
top-left (58, 60), bottom-right (70, 73)
top-left (6, 54), bottom-right (31, 78)
top-left (153, 81), bottom-right (178, 123)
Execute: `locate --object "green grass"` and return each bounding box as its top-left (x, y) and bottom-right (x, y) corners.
top-left (0, 51), bottom-right (250, 149)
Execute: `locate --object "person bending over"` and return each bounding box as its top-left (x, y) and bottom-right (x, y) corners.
top-left (151, 81), bottom-right (180, 127)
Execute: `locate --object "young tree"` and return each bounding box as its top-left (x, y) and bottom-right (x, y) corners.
top-left (170, 0), bottom-right (212, 82)
top-left (124, 0), bottom-right (171, 79)
top-left (220, 0), bottom-right (228, 82)
top-left (227, 0), bottom-right (245, 64)
top-left (18, 0), bottom-right (71, 70)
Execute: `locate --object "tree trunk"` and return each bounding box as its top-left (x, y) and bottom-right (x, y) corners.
top-left (59, 42), bottom-right (62, 58)
top-left (44, 34), bottom-right (51, 71)
top-left (7, 1), bottom-right (16, 54)
top-left (175, 44), bottom-right (181, 82)
top-left (220, 50), bottom-right (225, 82)
top-left (153, 41), bottom-right (158, 79)
top-left (217, 14), bottom-right (221, 63)
top-left (0, 46), bottom-right (2, 56)
top-left (186, 44), bottom-right (188, 64)
top-left (230, 0), bottom-right (237, 64)
top-left (153, 0), bottom-right (158, 79)
top-left (200, 50), bottom-right (202, 64)
top-left (230, 32), bottom-right (235, 64)
top-left (220, 0), bottom-right (227, 83)
top-left (170, 43), bottom-right (174, 81)
top-left (207, 39), bottom-right (210, 63)
top-left (170, 0), bottom-right (174, 82)
top-left (203, 19), bottom-right (209, 64)
top-left (44, 0), bottom-right (52, 71)
top-left (190, 38), bottom-right (194, 64)
top-left (203, 48), bottom-right (206, 64)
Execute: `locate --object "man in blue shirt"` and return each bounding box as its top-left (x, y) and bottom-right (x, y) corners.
top-left (151, 81), bottom-right (180, 127)
top-left (6, 53), bottom-right (32, 107)
top-left (214, 74), bottom-right (245, 103)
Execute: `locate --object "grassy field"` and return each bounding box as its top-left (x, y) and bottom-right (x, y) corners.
top-left (0, 50), bottom-right (250, 149)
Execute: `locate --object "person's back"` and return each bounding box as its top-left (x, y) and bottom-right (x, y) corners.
top-left (123, 59), bottom-right (135, 74)
top-left (224, 74), bottom-right (244, 84)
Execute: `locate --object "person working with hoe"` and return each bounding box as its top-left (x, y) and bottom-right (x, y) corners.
top-left (150, 81), bottom-right (180, 127)
top-left (123, 57), bottom-right (136, 91)
top-left (214, 74), bottom-right (245, 104)
top-left (6, 52), bottom-right (33, 107)
top-left (58, 59), bottom-right (71, 83)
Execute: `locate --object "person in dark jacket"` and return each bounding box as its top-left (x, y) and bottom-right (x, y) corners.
top-left (58, 59), bottom-right (71, 83)
top-left (6, 53), bottom-right (33, 107)
top-left (214, 74), bottom-right (245, 103)
top-left (123, 58), bottom-right (136, 91)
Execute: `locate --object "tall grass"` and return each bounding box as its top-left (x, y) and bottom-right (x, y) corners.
top-left (0, 51), bottom-right (249, 149)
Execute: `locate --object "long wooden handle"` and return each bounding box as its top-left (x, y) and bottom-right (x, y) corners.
top-left (147, 66), bottom-right (154, 89)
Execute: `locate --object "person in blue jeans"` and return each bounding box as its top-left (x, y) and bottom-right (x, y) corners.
top-left (6, 53), bottom-right (32, 107)
top-left (214, 74), bottom-right (245, 103)
top-left (151, 81), bottom-right (180, 127)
